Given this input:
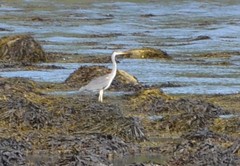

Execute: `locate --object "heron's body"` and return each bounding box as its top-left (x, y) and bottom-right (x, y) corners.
top-left (79, 51), bottom-right (125, 102)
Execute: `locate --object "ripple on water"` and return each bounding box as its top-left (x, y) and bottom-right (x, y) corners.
top-left (0, 59), bottom-right (239, 95)
top-left (1, 1), bottom-right (240, 95)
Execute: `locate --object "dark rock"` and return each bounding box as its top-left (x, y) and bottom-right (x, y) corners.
top-left (31, 17), bottom-right (45, 21)
top-left (193, 35), bottom-right (211, 41)
top-left (140, 14), bottom-right (156, 17)
top-left (0, 27), bottom-right (11, 32)
top-left (159, 82), bottom-right (183, 88)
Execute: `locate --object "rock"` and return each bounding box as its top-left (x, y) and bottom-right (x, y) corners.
top-left (124, 47), bottom-right (171, 59)
top-left (140, 13), bottom-right (156, 17)
top-left (0, 34), bottom-right (46, 63)
top-left (65, 66), bottom-right (142, 91)
top-left (193, 35), bottom-right (211, 41)
top-left (31, 16), bottom-right (45, 21)
top-left (0, 27), bottom-right (11, 31)
top-left (117, 70), bottom-right (138, 85)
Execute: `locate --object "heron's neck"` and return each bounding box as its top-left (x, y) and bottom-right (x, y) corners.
top-left (111, 54), bottom-right (117, 76)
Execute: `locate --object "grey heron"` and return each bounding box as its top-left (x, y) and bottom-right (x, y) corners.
top-left (79, 51), bottom-right (126, 102)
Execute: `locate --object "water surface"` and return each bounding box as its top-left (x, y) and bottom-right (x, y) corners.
top-left (0, 0), bottom-right (240, 95)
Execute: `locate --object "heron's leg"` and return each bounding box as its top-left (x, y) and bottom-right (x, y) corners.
top-left (98, 89), bottom-right (104, 102)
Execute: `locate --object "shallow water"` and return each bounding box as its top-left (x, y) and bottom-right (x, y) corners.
top-left (219, 114), bottom-right (240, 119)
top-left (2, 58), bottom-right (239, 94)
top-left (1, 0), bottom-right (240, 95)
top-left (46, 89), bottom-right (133, 97)
top-left (112, 153), bottom-right (167, 166)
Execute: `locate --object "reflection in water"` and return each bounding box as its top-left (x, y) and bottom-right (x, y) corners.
top-left (112, 153), bottom-right (167, 166)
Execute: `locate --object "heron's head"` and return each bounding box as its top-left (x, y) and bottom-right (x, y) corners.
top-left (112, 51), bottom-right (127, 56)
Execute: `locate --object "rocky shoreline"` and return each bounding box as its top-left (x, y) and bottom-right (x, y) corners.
top-left (0, 35), bottom-right (239, 165)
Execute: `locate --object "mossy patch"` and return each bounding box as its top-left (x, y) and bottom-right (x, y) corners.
top-left (124, 47), bottom-right (171, 59)
top-left (211, 117), bottom-right (240, 137)
top-left (0, 34), bottom-right (46, 63)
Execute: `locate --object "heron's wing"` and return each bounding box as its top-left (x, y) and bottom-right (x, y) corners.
top-left (79, 74), bottom-right (111, 91)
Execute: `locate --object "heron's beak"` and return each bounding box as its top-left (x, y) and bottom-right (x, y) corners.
top-left (116, 51), bottom-right (130, 56)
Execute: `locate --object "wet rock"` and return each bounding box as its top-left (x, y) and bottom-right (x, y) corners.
top-left (113, 70), bottom-right (143, 91)
top-left (0, 27), bottom-right (11, 32)
top-left (65, 66), bottom-right (142, 91)
top-left (31, 16), bottom-right (45, 21)
top-left (159, 82), bottom-right (183, 88)
top-left (0, 138), bottom-right (30, 166)
top-left (140, 14), bottom-right (156, 17)
top-left (193, 35), bottom-right (211, 41)
top-left (85, 33), bottom-right (123, 38)
top-left (0, 34), bottom-right (46, 63)
top-left (117, 70), bottom-right (138, 85)
top-left (124, 47), bottom-right (171, 59)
